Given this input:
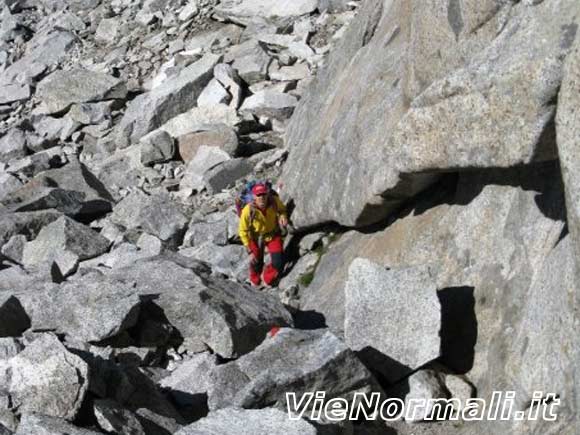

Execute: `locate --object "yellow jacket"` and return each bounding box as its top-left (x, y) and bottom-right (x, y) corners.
top-left (238, 195), bottom-right (287, 248)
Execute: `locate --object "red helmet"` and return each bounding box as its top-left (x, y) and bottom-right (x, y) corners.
top-left (252, 183), bottom-right (268, 196)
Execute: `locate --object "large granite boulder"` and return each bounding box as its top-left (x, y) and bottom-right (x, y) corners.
top-left (16, 277), bottom-right (141, 342)
top-left (107, 256), bottom-right (293, 358)
top-left (22, 216), bottom-right (111, 271)
top-left (0, 30), bottom-right (76, 86)
top-left (281, 0), bottom-right (580, 228)
top-left (1, 333), bottom-right (88, 420)
top-left (117, 53), bottom-right (221, 147)
top-left (109, 190), bottom-right (188, 246)
top-left (36, 68), bottom-right (127, 115)
top-left (0, 210), bottom-right (61, 249)
top-left (208, 328), bottom-right (384, 411)
top-left (33, 160), bottom-right (115, 217)
top-left (159, 352), bottom-right (218, 409)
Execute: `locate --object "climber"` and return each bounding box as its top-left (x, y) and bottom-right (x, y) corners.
top-left (238, 182), bottom-right (289, 287)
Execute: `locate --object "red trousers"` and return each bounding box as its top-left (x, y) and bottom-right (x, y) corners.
top-left (249, 235), bottom-right (284, 286)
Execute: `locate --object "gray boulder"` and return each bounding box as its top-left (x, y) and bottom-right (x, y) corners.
top-left (108, 256), bottom-right (293, 357)
top-left (0, 209), bottom-right (61, 248)
top-left (68, 102), bottom-right (112, 126)
top-left (15, 414), bottom-right (102, 435)
top-left (180, 243), bottom-right (248, 279)
top-left (78, 242), bottom-right (158, 271)
top-left (95, 17), bottom-right (122, 44)
top-left (2, 184), bottom-right (85, 216)
top-left (214, 0), bottom-right (318, 27)
top-left (3, 333), bottom-right (88, 420)
top-left (213, 63), bottom-right (243, 109)
top-left (3, 159), bottom-right (114, 218)
top-left (26, 116), bottom-right (80, 152)
top-left (157, 104), bottom-right (240, 139)
top-left (5, 148), bottom-right (66, 179)
top-left (175, 408), bottom-right (318, 435)
top-left (403, 370), bottom-right (447, 423)
top-left (92, 145), bottom-right (145, 201)
top-left (240, 90), bottom-right (298, 121)
top-left (0, 83), bottom-right (29, 104)
top-left (36, 69), bottom-right (127, 115)
top-left (184, 25), bottom-right (243, 53)
top-left (139, 130), bottom-right (175, 166)
top-left (75, 347), bottom-right (184, 431)
top-left (110, 190), bottom-right (188, 245)
top-left (177, 124), bottom-right (239, 162)
top-left (117, 53), bottom-right (220, 146)
top-left (0, 337), bottom-right (22, 360)
top-left (226, 40), bottom-right (271, 85)
top-left (0, 172), bottom-right (22, 201)
top-left (298, 232), bottom-right (325, 255)
top-left (22, 216), bottom-right (111, 271)
top-left (178, 1), bottom-right (199, 21)
top-left (203, 158), bottom-right (254, 194)
top-left (269, 62), bottom-right (310, 82)
top-left (0, 30), bottom-right (76, 86)
top-left (208, 328), bottom-right (383, 411)
top-left (182, 211), bottom-right (239, 247)
top-left (281, 0), bottom-right (580, 228)
top-left (182, 226), bottom-right (221, 248)
top-left (0, 129), bottom-right (27, 162)
top-left (444, 374), bottom-right (474, 409)
top-left (16, 277), bottom-right (140, 342)
top-left (159, 352), bottom-right (218, 408)
top-left (179, 146), bottom-right (231, 192)
top-left (197, 78), bottom-right (231, 107)
top-left (1, 234), bottom-right (26, 263)
top-left (344, 259), bottom-right (440, 382)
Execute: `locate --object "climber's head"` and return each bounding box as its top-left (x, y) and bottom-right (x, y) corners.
top-left (252, 183), bottom-right (268, 209)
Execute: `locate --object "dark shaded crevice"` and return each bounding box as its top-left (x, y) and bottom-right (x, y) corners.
top-left (361, 0), bottom-right (384, 47)
top-left (0, 296), bottom-right (31, 337)
top-left (292, 310), bottom-right (327, 330)
top-left (356, 346), bottom-right (413, 388)
top-left (437, 286), bottom-right (477, 374)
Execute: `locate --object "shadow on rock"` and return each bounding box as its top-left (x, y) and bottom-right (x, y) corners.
top-left (437, 286), bottom-right (477, 374)
top-left (293, 309), bottom-right (327, 330)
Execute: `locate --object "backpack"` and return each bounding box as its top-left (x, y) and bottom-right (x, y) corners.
top-left (235, 180), bottom-right (279, 221)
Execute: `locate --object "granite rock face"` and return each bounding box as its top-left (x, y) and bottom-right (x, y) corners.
top-left (345, 259), bottom-right (440, 382)
top-left (298, 163), bottom-right (577, 434)
top-left (281, 0), bottom-right (580, 228)
top-left (0, 0), bottom-right (578, 434)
